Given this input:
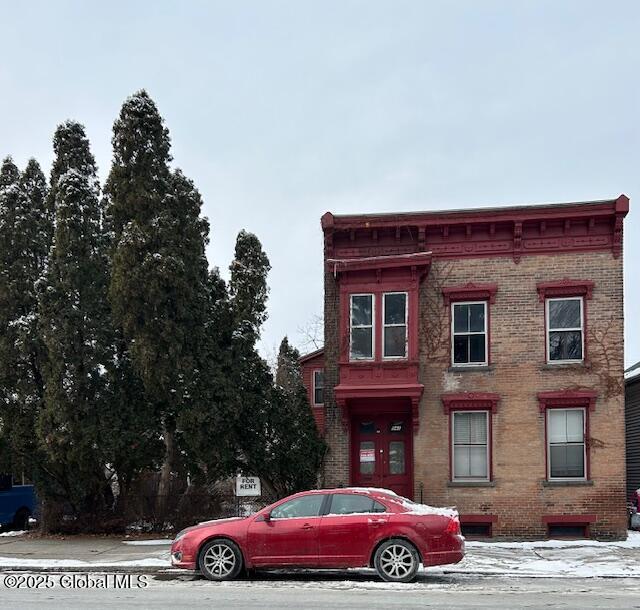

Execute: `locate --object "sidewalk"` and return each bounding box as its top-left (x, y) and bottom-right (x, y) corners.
top-left (0, 532), bottom-right (171, 572)
top-left (1, 530), bottom-right (639, 577)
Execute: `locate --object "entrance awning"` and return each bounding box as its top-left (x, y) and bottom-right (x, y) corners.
top-left (333, 382), bottom-right (424, 432)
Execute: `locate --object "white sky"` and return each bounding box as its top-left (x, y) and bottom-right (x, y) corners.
top-left (0, 1), bottom-right (638, 367)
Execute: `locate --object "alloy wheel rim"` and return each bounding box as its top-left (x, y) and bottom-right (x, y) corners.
top-left (380, 544), bottom-right (414, 578)
top-left (203, 543), bottom-right (236, 577)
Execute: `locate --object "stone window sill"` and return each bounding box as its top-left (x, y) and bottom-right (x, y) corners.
top-left (540, 362), bottom-right (591, 371)
top-left (447, 481), bottom-right (496, 488)
top-left (448, 365), bottom-right (495, 373)
top-left (542, 479), bottom-right (594, 487)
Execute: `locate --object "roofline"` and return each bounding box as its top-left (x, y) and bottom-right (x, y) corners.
top-left (299, 347), bottom-right (324, 364)
top-left (321, 195), bottom-right (629, 230)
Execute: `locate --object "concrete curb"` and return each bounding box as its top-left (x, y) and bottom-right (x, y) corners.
top-left (0, 566), bottom-right (177, 574)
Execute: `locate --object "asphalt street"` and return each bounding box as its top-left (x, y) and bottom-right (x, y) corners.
top-left (2, 572), bottom-right (640, 609)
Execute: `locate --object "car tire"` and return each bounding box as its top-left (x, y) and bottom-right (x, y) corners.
top-left (198, 538), bottom-right (244, 581)
top-left (12, 508), bottom-right (30, 531)
top-left (374, 538), bottom-right (420, 583)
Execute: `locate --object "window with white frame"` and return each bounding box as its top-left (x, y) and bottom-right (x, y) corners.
top-left (452, 301), bottom-right (488, 366)
top-left (452, 411), bottom-right (489, 481)
top-left (546, 297), bottom-right (583, 362)
top-left (350, 294), bottom-right (374, 360)
top-left (547, 408), bottom-right (586, 479)
top-left (313, 370), bottom-right (324, 405)
top-left (383, 292), bottom-right (407, 358)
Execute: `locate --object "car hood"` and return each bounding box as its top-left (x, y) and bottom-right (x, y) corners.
top-left (195, 517), bottom-right (247, 529)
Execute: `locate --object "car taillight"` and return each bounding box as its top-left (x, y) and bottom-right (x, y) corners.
top-left (445, 516), bottom-right (461, 535)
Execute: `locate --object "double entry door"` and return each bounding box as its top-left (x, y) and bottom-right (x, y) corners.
top-left (351, 413), bottom-right (412, 498)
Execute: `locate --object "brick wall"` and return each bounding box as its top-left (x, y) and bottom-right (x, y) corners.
top-left (322, 249), bottom-right (627, 539)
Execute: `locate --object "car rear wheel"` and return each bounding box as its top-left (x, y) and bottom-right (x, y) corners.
top-left (198, 539), bottom-right (243, 581)
top-left (12, 508), bottom-right (30, 531)
top-left (374, 538), bottom-right (420, 583)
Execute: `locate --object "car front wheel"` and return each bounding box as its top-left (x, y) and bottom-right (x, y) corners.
top-left (198, 539), bottom-right (244, 581)
top-left (374, 538), bottom-right (420, 583)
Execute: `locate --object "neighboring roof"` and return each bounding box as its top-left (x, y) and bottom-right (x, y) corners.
top-left (299, 347), bottom-right (324, 364)
top-left (322, 194), bottom-right (629, 229)
top-left (626, 362), bottom-right (640, 384)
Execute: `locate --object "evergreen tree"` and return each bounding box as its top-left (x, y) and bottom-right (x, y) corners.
top-left (0, 158), bottom-right (51, 480)
top-left (265, 337), bottom-right (326, 495)
top-left (178, 231), bottom-right (273, 485)
top-left (105, 91), bottom-right (210, 516)
top-left (37, 122), bottom-right (113, 519)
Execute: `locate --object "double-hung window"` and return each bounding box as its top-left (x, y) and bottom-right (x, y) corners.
top-left (547, 408), bottom-right (586, 480)
top-left (350, 294), bottom-right (374, 360)
top-left (546, 297), bottom-right (584, 362)
top-left (383, 292), bottom-right (407, 359)
top-left (313, 370), bottom-right (324, 405)
top-left (452, 411), bottom-right (489, 481)
top-left (452, 301), bottom-right (488, 366)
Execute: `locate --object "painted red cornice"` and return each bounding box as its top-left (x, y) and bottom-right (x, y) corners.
top-left (322, 195), bottom-right (630, 262)
top-left (442, 283), bottom-right (498, 305)
top-left (536, 279), bottom-right (594, 302)
top-left (441, 392), bottom-right (500, 413)
top-left (537, 389), bottom-right (598, 412)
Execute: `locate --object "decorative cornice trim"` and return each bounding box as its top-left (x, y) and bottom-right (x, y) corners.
top-left (442, 283), bottom-right (498, 306)
top-left (536, 279), bottom-right (594, 302)
top-left (537, 389), bottom-right (598, 412)
top-left (442, 392), bottom-right (500, 413)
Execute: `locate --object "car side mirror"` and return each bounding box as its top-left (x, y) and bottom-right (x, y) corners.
top-left (257, 512), bottom-right (270, 522)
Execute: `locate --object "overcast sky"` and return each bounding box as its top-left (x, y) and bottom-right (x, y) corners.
top-left (1, 1), bottom-right (638, 368)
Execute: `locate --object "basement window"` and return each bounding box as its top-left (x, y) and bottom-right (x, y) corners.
top-left (461, 522), bottom-right (492, 538)
top-left (547, 523), bottom-right (588, 539)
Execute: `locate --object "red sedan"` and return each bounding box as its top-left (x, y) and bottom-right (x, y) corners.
top-left (171, 488), bottom-right (464, 582)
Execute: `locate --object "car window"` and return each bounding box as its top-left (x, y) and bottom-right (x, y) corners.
top-left (270, 494), bottom-right (325, 519)
top-left (328, 493), bottom-right (387, 515)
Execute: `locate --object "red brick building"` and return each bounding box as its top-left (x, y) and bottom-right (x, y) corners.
top-left (303, 196), bottom-right (630, 539)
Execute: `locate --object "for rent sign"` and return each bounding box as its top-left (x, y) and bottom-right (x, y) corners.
top-left (235, 476), bottom-right (261, 497)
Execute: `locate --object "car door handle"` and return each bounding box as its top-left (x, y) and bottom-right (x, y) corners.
top-left (368, 518), bottom-right (387, 527)
top-left (301, 523), bottom-right (314, 530)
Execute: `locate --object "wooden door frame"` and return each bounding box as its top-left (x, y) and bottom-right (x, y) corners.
top-left (349, 398), bottom-right (414, 498)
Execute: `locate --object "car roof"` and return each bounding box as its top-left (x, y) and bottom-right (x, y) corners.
top-left (296, 487), bottom-right (401, 500)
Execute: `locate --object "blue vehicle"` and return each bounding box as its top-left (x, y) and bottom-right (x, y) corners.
top-left (0, 475), bottom-right (36, 530)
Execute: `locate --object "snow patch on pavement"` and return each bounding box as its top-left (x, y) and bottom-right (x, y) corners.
top-left (465, 530), bottom-right (640, 549)
top-left (0, 531), bottom-right (27, 537)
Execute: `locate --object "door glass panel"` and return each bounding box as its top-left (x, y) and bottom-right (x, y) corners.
top-left (389, 441), bottom-right (405, 475)
top-left (270, 494), bottom-right (325, 519)
top-left (359, 441), bottom-right (375, 474)
top-left (359, 421), bottom-right (375, 434)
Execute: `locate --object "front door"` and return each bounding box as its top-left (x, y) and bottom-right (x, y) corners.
top-left (351, 414), bottom-right (413, 497)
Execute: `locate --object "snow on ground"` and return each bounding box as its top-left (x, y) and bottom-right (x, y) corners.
top-left (464, 530), bottom-right (640, 549)
top-left (441, 531), bottom-right (640, 578)
top-left (0, 530), bottom-right (27, 537)
top-left (122, 539), bottom-right (172, 546)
